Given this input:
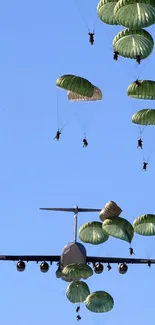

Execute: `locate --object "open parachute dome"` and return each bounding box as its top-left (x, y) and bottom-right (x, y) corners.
top-left (66, 280), bottom-right (90, 303)
top-left (113, 28), bottom-right (154, 60)
top-left (133, 214), bottom-right (155, 236)
top-left (79, 221), bottom-right (109, 245)
top-left (114, 0), bottom-right (155, 29)
top-left (132, 109), bottom-right (155, 125)
top-left (85, 291), bottom-right (114, 313)
top-left (127, 80), bottom-right (155, 100)
top-left (56, 75), bottom-right (95, 97)
top-left (62, 263), bottom-right (93, 280)
top-left (97, 0), bottom-right (119, 25)
top-left (102, 216), bottom-right (134, 243)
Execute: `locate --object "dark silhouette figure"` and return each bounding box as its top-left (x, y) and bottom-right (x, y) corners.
top-left (129, 247), bottom-right (135, 255)
top-left (113, 51), bottom-right (119, 61)
top-left (136, 55), bottom-right (141, 64)
top-left (137, 138), bottom-right (143, 149)
top-left (77, 315), bottom-right (81, 321)
top-left (83, 137), bottom-right (88, 147)
top-left (142, 162), bottom-right (148, 171)
top-left (88, 32), bottom-right (95, 45)
top-left (135, 79), bottom-right (141, 87)
top-left (54, 129), bottom-right (61, 141)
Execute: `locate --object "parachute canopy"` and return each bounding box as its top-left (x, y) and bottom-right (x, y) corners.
top-left (114, 0), bottom-right (155, 29)
top-left (127, 80), bottom-right (155, 100)
top-left (66, 280), bottom-right (90, 303)
top-left (100, 200), bottom-right (122, 221)
top-left (79, 221), bottom-right (109, 245)
top-left (97, 0), bottom-right (119, 25)
top-left (113, 28), bottom-right (154, 60)
top-left (132, 109), bottom-right (155, 125)
top-left (102, 216), bottom-right (134, 243)
top-left (61, 242), bottom-right (87, 267)
top-left (56, 75), bottom-right (95, 97)
top-left (56, 267), bottom-right (79, 282)
top-left (67, 86), bottom-right (102, 101)
top-left (133, 214), bottom-right (155, 236)
top-left (85, 291), bottom-right (114, 313)
top-left (62, 263), bottom-right (93, 280)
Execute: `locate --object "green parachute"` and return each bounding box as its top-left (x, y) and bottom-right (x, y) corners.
top-left (127, 80), bottom-right (155, 100)
top-left (55, 74), bottom-right (102, 142)
top-left (97, 0), bottom-right (119, 25)
top-left (132, 109), bottom-right (155, 167)
top-left (102, 216), bottom-right (134, 243)
top-left (133, 214), bottom-right (155, 236)
top-left (66, 280), bottom-right (90, 303)
top-left (132, 109), bottom-right (155, 125)
top-left (85, 291), bottom-right (114, 313)
top-left (56, 75), bottom-right (95, 97)
top-left (79, 221), bottom-right (109, 245)
top-left (113, 28), bottom-right (154, 60)
top-left (62, 263), bottom-right (93, 280)
top-left (114, 0), bottom-right (155, 29)
top-left (57, 75), bottom-right (102, 101)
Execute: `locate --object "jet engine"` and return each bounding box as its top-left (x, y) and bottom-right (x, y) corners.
top-left (40, 261), bottom-right (49, 273)
top-left (118, 263), bottom-right (128, 274)
top-left (17, 260), bottom-right (26, 272)
top-left (94, 263), bottom-right (104, 274)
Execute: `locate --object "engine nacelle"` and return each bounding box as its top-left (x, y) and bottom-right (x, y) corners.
top-left (94, 263), bottom-right (104, 274)
top-left (118, 263), bottom-right (128, 274)
top-left (17, 261), bottom-right (26, 272)
top-left (40, 261), bottom-right (49, 273)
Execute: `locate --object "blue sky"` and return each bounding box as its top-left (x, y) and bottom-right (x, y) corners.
top-left (0, 1), bottom-right (155, 324)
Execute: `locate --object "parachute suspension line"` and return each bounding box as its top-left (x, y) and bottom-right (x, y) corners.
top-left (141, 143), bottom-right (155, 163)
top-left (56, 88), bottom-right (60, 130)
top-left (141, 148), bottom-right (147, 163)
top-left (146, 144), bottom-right (155, 162)
top-left (61, 108), bottom-right (79, 131)
top-left (76, 113), bottom-right (87, 136)
top-left (92, 14), bottom-right (99, 33)
top-left (134, 58), bottom-right (141, 71)
top-left (140, 125), bottom-right (155, 163)
top-left (138, 126), bottom-right (145, 137)
top-left (133, 69), bottom-right (142, 81)
top-left (76, 103), bottom-right (101, 138)
top-left (73, 0), bottom-right (90, 31)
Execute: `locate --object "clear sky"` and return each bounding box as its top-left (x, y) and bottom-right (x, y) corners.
top-left (0, 1), bottom-right (155, 324)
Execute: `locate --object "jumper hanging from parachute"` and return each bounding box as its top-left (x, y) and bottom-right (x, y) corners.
top-left (128, 79), bottom-right (155, 170)
top-left (73, 0), bottom-right (99, 45)
top-left (54, 74), bottom-right (103, 147)
top-left (97, 0), bottom-right (155, 64)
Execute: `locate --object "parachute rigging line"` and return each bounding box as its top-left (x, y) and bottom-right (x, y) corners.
top-left (73, 0), bottom-right (90, 31)
top-left (56, 89), bottom-right (60, 129)
top-left (61, 108), bottom-right (79, 131)
top-left (92, 13), bottom-right (99, 33)
top-left (141, 141), bottom-right (155, 163)
top-left (138, 126), bottom-right (146, 136)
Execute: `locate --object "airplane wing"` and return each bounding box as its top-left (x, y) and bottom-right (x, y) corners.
top-left (87, 256), bottom-right (155, 264)
top-left (0, 255), bottom-right (60, 263)
top-left (0, 255), bottom-right (154, 265)
top-left (40, 207), bottom-right (101, 213)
